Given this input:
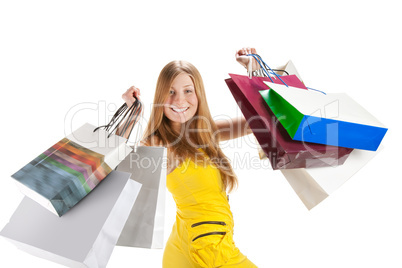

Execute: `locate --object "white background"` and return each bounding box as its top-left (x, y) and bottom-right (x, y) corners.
top-left (1, 0), bottom-right (401, 267)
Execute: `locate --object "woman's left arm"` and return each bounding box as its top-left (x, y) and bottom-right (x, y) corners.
top-left (215, 47), bottom-right (259, 141)
top-left (215, 117), bottom-right (253, 141)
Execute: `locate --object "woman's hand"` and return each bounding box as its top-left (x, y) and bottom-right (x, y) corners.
top-left (122, 86), bottom-right (141, 107)
top-left (116, 86), bottom-right (142, 138)
top-left (235, 47), bottom-right (260, 71)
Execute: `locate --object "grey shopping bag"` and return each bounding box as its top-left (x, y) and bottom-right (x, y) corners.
top-left (116, 146), bottom-right (167, 249)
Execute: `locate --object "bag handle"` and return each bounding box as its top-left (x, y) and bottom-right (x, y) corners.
top-left (126, 100), bottom-right (144, 149)
top-left (246, 53), bottom-right (289, 87)
top-left (271, 69), bottom-right (289, 75)
top-left (93, 99), bottom-right (143, 141)
top-left (248, 54), bottom-right (327, 95)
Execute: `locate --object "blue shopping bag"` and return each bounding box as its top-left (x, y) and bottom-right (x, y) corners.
top-left (260, 81), bottom-right (388, 151)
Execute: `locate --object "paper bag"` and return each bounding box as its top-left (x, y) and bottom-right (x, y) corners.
top-left (257, 60), bottom-right (303, 159)
top-left (116, 146), bottom-right (167, 249)
top-left (226, 74), bottom-right (353, 169)
top-left (1, 171), bottom-right (142, 268)
top-left (261, 81), bottom-right (388, 151)
top-left (281, 146), bottom-right (383, 210)
top-left (11, 123), bottom-right (132, 216)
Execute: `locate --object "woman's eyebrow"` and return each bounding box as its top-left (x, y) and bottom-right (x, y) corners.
top-left (171, 84), bottom-right (194, 89)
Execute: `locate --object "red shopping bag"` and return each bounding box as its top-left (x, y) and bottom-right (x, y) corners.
top-left (225, 74), bottom-right (353, 169)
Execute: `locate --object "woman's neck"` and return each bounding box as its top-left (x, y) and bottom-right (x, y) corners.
top-left (168, 121), bottom-right (202, 149)
top-left (170, 121), bottom-right (184, 134)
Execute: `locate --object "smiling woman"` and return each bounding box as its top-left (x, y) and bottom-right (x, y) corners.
top-left (120, 53), bottom-right (259, 268)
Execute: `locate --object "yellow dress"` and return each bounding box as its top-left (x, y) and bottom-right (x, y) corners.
top-left (162, 150), bottom-right (257, 268)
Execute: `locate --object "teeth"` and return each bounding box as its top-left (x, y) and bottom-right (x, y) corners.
top-left (172, 107), bottom-right (189, 113)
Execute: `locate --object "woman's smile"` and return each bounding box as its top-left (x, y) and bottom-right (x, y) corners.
top-left (170, 106), bottom-right (190, 113)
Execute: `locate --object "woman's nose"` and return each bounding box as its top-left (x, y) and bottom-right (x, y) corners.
top-left (173, 93), bottom-right (186, 106)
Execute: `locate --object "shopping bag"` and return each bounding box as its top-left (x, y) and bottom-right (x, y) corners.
top-left (255, 60), bottom-right (304, 160)
top-left (260, 81), bottom-right (388, 151)
top-left (116, 146), bottom-right (167, 249)
top-left (11, 100), bottom-right (142, 216)
top-left (226, 74), bottom-right (353, 169)
top-left (273, 60), bottom-right (303, 83)
top-left (280, 146), bottom-right (383, 210)
top-left (0, 170), bottom-right (142, 268)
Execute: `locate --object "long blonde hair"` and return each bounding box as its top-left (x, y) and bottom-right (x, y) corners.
top-left (143, 60), bottom-right (238, 193)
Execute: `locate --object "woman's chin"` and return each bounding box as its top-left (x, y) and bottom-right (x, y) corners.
top-left (166, 116), bottom-right (189, 128)
top-left (165, 111), bottom-right (195, 125)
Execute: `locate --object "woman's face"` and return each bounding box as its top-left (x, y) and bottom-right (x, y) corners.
top-left (163, 73), bottom-right (198, 129)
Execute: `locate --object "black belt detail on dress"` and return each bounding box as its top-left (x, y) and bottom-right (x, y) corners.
top-left (191, 221), bottom-right (227, 228)
top-left (192, 231), bottom-right (227, 242)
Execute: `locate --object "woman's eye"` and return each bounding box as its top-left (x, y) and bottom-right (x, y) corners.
top-left (185, 89), bottom-right (193, 93)
top-left (169, 90), bottom-right (175, 95)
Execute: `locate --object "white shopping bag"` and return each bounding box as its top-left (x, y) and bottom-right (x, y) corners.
top-left (116, 146), bottom-right (167, 249)
top-left (1, 170), bottom-right (141, 268)
top-left (280, 146), bottom-right (383, 210)
top-left (274, 60), bottom-right (304, 83)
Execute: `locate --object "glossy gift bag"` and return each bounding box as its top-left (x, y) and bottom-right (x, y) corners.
top-left (1, 171), bottom-right (142, 268)
top-left (226, 74), bottom-right (353, 169)
top-left (11, 101), bottom-right (141, 216)
top-left (260, 81), bottom-right (388, 151)
top-left (116, 146), bottom-right (167, 249)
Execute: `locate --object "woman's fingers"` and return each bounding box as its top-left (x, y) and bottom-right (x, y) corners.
top-left (239, 47), bottom-right (256, 56)
top-left (236, 47), bottom-right (259, 71)
top-left (243, 47), bottom-right (251, 56)
top-left (122, 86), bottom-right (141, 106)
top-left (132, 87), bottom-right (141, 101)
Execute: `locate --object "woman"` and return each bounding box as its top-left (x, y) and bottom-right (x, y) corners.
top-left (121, 48), bottom-right (260, 268)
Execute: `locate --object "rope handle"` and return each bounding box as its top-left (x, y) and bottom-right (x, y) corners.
top-left (247, 54), bottom-right (326, 95)
top-left (246, 53), bottom-right (288, 87)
